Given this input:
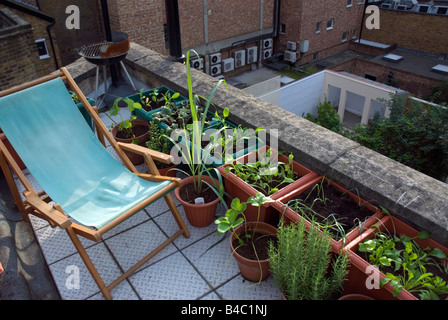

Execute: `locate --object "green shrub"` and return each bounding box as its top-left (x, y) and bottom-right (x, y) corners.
top-left (305, 99), bottom-right (346, 135)
top-left (352, 95), bottom-right (448, 181)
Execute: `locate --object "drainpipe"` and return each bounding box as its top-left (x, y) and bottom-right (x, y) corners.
top-left (46, 19), bottom-right (59, 69)
top-left (165, 0), bottom-right (183, 61)
top-left (100, 0), bottom-right (118, 87)
top-left (358, 0), bottom-right (369, 44)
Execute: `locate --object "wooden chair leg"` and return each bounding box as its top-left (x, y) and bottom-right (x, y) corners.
top-left (65, 226), bottom-right (112, 300)
top-left (164, 194), bottom-right (190, 238)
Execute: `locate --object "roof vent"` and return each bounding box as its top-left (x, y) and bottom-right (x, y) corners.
top-left (432, 64), bottom-right (448, 74)
top-left (383, 54), bottom-right (403, 62)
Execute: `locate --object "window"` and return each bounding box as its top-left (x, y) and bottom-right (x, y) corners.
top-left (342, 32), bottom-right (348, 42)
top-left (316, 22), bottom-right (321, 33)
top-left (326, 18), bottom-right (334, 30)
top-left (352, 29), bottom-right (357, 39)
top-left (347, 0), bottom-right (353, 7)
top-left (358, 0), bottom-right (364, 4)
top-left (279, 23), bottom-right (286, 35)
top-left (313, 52), bottom-right (319, 61)
top-left (35, 39), bottom-right (50, 60)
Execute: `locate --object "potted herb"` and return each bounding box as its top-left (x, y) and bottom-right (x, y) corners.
top-left (217, 146), bottom-right (318, 224)
top-left (347, 214), bottom-right (448, 300)
top-left (268, 217), bottom-right (349, 300)
top-left (108, 96), bottom-right (150, 165)
top-left (170, 50), bottom-right (227, 228)
top-left (145, 120), bottom-right (177, 177)
top-left (272, 176), bottom-right (384, 252)
top-left (215, 192), bottom-right (277, 282)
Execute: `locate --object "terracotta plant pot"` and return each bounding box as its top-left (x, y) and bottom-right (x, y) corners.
top-left (157, 163), bottom-right (178, 177)
top-left (217, 146), bottom-right (318, 224)
top-left (174, 175), bottom-right (220, 228)
top-left (0, 132), bottom-right (26, 170)
top-left (230, 222), bottom-right (277, 282)
top-left (272, 176), bottom-right (384, 252)
top-left (111, 119), bottom-right (150, 165)
top-left (344, 215), bottom-right (448, 300)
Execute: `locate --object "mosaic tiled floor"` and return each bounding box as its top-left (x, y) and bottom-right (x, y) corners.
top-left (14, 106), bottom-right (283, 300)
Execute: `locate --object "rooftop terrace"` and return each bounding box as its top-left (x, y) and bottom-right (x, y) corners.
top-left (1, 42), bottom-right (448, 302)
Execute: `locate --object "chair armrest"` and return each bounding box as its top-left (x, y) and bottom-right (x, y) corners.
top-left (24, 191), bottom-right (72, 229)
top-left (117, 142), bottom-right (172, 164)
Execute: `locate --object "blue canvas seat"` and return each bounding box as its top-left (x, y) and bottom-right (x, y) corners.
top-left (0, 68), bottom-right (190, 299)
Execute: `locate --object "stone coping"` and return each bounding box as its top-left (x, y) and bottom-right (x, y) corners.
top-left (67, 42), bottom-right (448, 245)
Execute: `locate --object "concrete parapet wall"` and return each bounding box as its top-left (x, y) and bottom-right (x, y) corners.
top-left (72, 42), bottom-right (448, 245)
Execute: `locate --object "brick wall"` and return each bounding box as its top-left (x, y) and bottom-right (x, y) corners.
top-left (109, 0), bottom-right (168, 55)
top-left (0, 8), bottom-right (40, 90)
top-left (279, 0), bottom-right (365, 65)
top-left (38, 0), bottom-right (105, 66)
top-left (362, 9), bottom-right (448, 56)
top-left (330, 57), bottom-right (441, 99)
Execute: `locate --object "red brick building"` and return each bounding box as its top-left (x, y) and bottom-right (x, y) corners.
top-left (105, 0), bottom-right (366, 76)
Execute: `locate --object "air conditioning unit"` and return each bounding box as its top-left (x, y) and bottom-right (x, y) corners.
top-left (210, 64), bottom-right (221, 76)
top-left (263, 38), bottom-right (273, 49)
top-left (246, 46), bottom-right (258, 64)
top-left (299, 40), bottom-right (309, 53)
top-left (233, 50), bottom-right (246, 68)
top-left (190, 58), bottom-right (203, 70)
top-left (209, 52), bottom-right (221, 65)
top-left (284, 50), bottom-right (296, 63)
top-left (222, 58), bottom-right (235, 73)
top-left (381, 3), bottom-right (392, 8)
top-left (262, 48), bottom-right (272, 60)
top-left (286, 41), bottom-right (296, 51)
top-left (396, 4), bottom-right (407, 10)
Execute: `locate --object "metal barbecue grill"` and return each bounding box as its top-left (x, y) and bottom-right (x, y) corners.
top-left (76, 32), bottom-right (137, 106)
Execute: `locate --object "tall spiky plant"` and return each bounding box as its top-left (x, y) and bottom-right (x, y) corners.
top-left (268, 218), bottom-right (349, 300)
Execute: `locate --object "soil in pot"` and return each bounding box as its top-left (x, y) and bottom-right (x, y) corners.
top-left (233, 231), bottom-right (277, 261)
top-left (178, 180), bottom-right (218, 204)
top-left (114, 123), bottom-right (149, 140)
top-left (289, 183), bottom-right (375, 241)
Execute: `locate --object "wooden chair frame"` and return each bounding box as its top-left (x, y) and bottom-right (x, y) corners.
top-left (0, 68), bottom-right (190, 300)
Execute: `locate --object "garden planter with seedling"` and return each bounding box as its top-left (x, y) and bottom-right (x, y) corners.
top-left (217, 145), bottom-right (318, 224)
top-left (344, 214), bottom-right (448, 300)
top-left (272, 176), bottom-right (384, 252)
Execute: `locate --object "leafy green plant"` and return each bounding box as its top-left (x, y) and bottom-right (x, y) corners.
top-left (359, 228), bottom-right (448, 299)
top-left (215, 192), bottom-right (274, 244)
top-left (268, 217), bottom-right (349, 300)
top-left (206, 109), bottom-right (264, 164)
top-left (226, 148), bottom-right (297, 196)
top-left (141, 88), bottom-right (181, 111)
top-left (304, 99), bottom-right (347, 135)
top-left (166, 50), bottom-right (227, 201)
top-left (351, 94), bottom-right (448, 181)
top-left (108, 96), bottom-right (143, 141)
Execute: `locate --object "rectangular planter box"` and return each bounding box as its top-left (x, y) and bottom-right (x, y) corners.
top-left (129, 87), bottom-right (188, 121)
top-left (271, 176), bottom-right (384, 252)
top-left (202, 122), bottom-right (266, 168)
top-left (217, 145), bottom-right (318, 224)
top-left (344, 215), bottom-right (448, 300)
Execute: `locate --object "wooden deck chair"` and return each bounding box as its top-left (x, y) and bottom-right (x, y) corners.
top-left (0, 68), bottom-right (190, 300)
